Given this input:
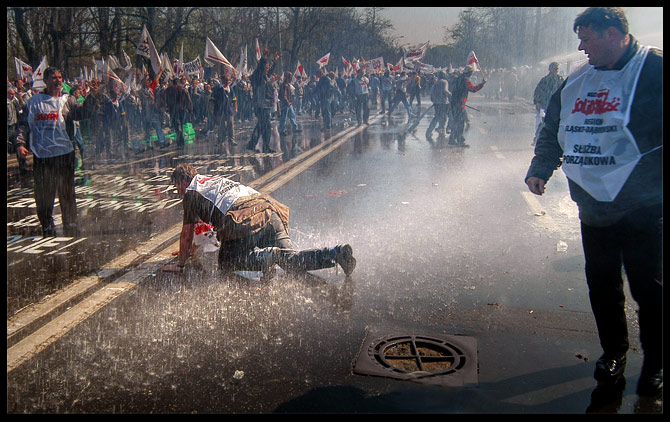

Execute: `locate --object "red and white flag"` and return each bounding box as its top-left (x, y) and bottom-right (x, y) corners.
top-left (293, 60), bottom-right (305, 80)
top-left (255, 38), bottom-right (261, 61)
top-left (136, 25), bottom-right (162, 75)
top-left (316, 52), bottom-right (330, 68)
top-left (341, 57), bottom-right (350, 67)
top-left (205, 37), bottom-right (235, 70)
top-left (467, 51), bottom-right (482, 72)
top-left (14, 57), bottom-right (33, 81)
top-left (405, 41), bottom-right (429, 62)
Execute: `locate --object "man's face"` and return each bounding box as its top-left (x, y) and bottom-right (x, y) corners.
top-left (577, 25), bottom-right (613, 68)
top-left (45, 71), bottom-right (63, 93)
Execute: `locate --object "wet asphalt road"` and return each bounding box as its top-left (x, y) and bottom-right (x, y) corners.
top-left (6, 95), bottom-right (661, 413)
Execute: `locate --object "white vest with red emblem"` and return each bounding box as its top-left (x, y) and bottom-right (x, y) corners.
top-left (558, 45), bottom-right (660, 202)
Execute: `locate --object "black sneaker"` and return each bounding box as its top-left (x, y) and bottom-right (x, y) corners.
top-left (594, 354), bottom-right (627, 383)
top-left (334, 244), bottom-right (356, 276)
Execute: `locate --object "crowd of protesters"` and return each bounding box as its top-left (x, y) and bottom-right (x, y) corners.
top-left (8, 52), bottom-right (560, 171)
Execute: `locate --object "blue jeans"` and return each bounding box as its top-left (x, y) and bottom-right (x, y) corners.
top-left (145, 119), bottom-right (167, 146)
top-left (279, 105), bottom-right (299, 132)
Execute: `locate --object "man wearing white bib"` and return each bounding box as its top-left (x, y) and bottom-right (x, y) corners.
top-left (162, 163), bottom-right (356, 279)
top-left (525, 7), bottom-right (662, 397)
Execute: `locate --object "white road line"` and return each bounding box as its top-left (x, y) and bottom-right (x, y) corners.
top-left (490, 145), bottom-right (505, 159)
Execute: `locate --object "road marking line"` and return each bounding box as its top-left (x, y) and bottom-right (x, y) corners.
top-left (490, 145), bottom-right (505, 159)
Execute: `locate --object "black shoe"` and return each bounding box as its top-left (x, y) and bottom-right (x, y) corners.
top-left (637, 366), bottom-right (662, 397)
top-left (594, 354), bottom-right (627, 383)
top-left (333, 244), bottom-right (356, 276)
top-left (42, 225), bottom-right (57, 238)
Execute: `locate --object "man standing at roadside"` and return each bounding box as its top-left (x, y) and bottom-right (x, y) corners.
top-left (525, 7), bottom-right (662, 397)
top-left (15, 67), bottom-right (101, 237)
top-left (531, 62), bottom-right (564, 146)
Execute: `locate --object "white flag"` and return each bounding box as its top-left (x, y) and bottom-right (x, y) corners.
top-left (177, 42), bottom-right (184, 76)
top-left (255, 38), bottom-right (261, 61)
top-left (316, 52), bottom-right (330, 68)
top-left (32, 56), bottom-right (48, 91)
top-left (161, 52), bottom-right (175, 79)
top-left (236, 46), bottom-right (247, 80)
top-left (14, 57), bottom-right (33, 81)
top-left (107, 55), bottom-right (123, 70)
top-left (205, 37), bottom-right (235, 70)
top-left (122, 49), bottom-right (133, 71)
top-left (136, 25), bottom-right (162, 75)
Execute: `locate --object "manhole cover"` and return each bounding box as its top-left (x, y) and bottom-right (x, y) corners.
top-left (353, 327), bottom-right (478, 386)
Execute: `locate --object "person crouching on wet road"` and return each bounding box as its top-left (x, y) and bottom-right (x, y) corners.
top-left (162, 163), bottom-right (357, 279)
top-left (525, 7), bottom-right (662, 397)
top-left (15, 67), bottom-right (102, 237)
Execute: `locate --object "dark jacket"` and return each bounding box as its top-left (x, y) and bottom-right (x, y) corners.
top-left (525, 36), bottom-right (662, 226)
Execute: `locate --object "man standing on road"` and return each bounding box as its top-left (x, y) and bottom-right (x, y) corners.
top-left (531, 62), bottom-right (564, 146)
top-left (352, 70), bottom-right (370, 126)
top-left (425, 70), bottom-right (451, 139)
top-left (525, 7), bottom-right (662, 398)
top-left (448, 65), bottom-right (485, 147)
top-left (162, 163), bottom-right (357, 279)
top-left (248, 48), bottom-right (279, 152)
top-left (15, 67), bottom-right (101, 237)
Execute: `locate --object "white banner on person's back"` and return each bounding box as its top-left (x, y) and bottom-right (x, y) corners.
top-left (186, 175), bottom-right (258, 217)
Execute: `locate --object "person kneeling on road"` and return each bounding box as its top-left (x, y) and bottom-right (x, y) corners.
top-left (162, 163), bottom-right (356, 278)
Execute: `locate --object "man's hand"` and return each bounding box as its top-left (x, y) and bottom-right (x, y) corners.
top-left (526, 177), bottom-right (546, 196)
top-left (17, 146), bottom-right (30, 159)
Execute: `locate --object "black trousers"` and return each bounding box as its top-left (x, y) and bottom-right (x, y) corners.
top-left (218, 212), bottom-right (338, 273)
top-left (33, 151), bottom-right (77, 234)
top-left (580, 203), bottom-right (662, 367)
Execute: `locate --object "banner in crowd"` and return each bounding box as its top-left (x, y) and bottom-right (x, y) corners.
top-left (358, 56), bottom-right (385, 73)
top-left (404, 41), bottom-right (429, 62)
top-left (316, 52), bottom-right (330, 68)
top-left (14, 57), bottom-right (33, 81)
top-left (136, 25), bottom-right (162, 75)
top-left (183, 56), bottom-right (202, 76)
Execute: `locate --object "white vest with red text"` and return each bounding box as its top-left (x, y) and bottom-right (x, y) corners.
top-left (558, 45), bottom-right (660, 202)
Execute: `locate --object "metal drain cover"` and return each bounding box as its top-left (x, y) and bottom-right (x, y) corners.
top-left (353, 327), bottom-right (478, 386)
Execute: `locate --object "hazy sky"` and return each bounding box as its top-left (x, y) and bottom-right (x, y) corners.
top-left (382, 7), bottom-right (663, 48)
top-left (382, 7), bottom-right (464, 46)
